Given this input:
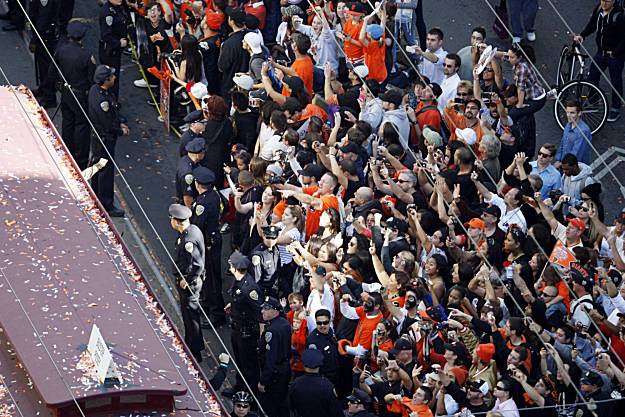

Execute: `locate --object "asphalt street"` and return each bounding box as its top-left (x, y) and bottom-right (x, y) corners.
top-left (1, 0), bottom-right (624, 402)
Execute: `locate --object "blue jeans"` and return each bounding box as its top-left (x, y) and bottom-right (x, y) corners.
top-left (509, 0), bottom-right (538, 37)
top-left (393, 17), bottom-right (417, 66)
top-left (588, 52), bottom-right (625, 110)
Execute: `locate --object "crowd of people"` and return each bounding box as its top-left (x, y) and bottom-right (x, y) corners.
top-left (8, 0), bottom-right (625, 416)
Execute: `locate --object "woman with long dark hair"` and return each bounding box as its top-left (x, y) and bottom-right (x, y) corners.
top-left (202, 96), bottom-right (233, 188)
top-left (172, 34), bottom-right (205, 85)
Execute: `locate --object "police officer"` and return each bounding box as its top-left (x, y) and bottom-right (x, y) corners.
top-left (29, 0), bottom-right (61, 107)
top-left (169, 203), bottom-right (206, 363)
top-left (190, 166), bottom-right (226, 326)
top-left (306, 309), bottom-right (339, 385)
top-left (578, 370), bottom-right (613, 417)
top-left (345, 389), bottom-right (375, 417)
top-left (176, 137), bottom-right (207, 207)
top-left (88, 65), bottom-right (128, 217)
top-left (258, 296), bottom-right (291, 417)
top-left (288, 349), bottom-right (343, 417)
top-left (250, 225), bottom-right (282, 297)
top-left (227, 251), bottom-right (262, 394)
top-left (99, 0), bottom-right (128, 97)
top-left (179, 110), bottom-right (206, 157)
top-left (51, 21), bottom-right (96, 169)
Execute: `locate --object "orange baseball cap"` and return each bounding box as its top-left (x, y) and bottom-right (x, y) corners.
top-left (464, 218), bottom-right (485, 230)
top-left (567, 217), bottom-right (586, 232)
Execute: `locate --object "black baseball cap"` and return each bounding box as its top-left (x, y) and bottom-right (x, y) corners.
top-left (298, 163), bottom-right (324, 180)
top-left (339, 142), bottom-right (361, 155)
top-left (389, 337), bottom-right (414, 356)
top-left (482, 205), bottom-right (501, 219)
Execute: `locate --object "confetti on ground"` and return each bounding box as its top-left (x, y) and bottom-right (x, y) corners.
top-left (0, 86), bottom-right (224, 417)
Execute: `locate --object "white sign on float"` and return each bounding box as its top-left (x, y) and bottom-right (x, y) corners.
top-left (87, 324), bottom-right (123, 384)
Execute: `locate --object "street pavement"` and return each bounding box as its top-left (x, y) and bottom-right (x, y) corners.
top-left (1, 0), bottom-right (625, 401)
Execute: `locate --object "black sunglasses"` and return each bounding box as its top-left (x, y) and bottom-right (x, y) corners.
top-left (316, 320), bottom-right (330, 325)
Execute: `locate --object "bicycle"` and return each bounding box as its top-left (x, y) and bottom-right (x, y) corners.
top-left (553, 42), bottom-right (608, 134)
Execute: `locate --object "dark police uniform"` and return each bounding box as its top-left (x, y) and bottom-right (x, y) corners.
top-left (577, 370), bottom-right (613, 417)
top-left (88, 65), bottom-right (123, 212)
top-left (29, 0), bottom-right (61, 105)
top-left (178, 110), bottom-right (205, 157)
top-left (190, 166), bottom-right (226, 325)
top-left (250, 241), bottom-right (281, 298)
top-left (52, 21), bottom-right (96, 169)
top-left (306, 328), bottom-right (339, 384)
top-left (229, 251), bottom-right (262, 392)
top-left (288, 349), bottom-right (343, 417)
top-left (99, 0), bottom-right (128, 97)
top-left (175, 137), bottom-right (206, 205)
top-left (258, 297), bottom-right (291, 417)
top-left (170, 204), bottom-right (206, 362)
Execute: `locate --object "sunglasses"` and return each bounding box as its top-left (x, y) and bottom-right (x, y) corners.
top-left (538, 151), bottom-right (552, 158)
top-left (483, 68), bottom-right (494, 73)
top-left (235, 404), bottom-right (250, 409)
top-left (397, 179), bottom-right (411, 184)
top-left (457, 92), bottom-right (469, 97)
top-left (443, 64), bottom-right (455, 68)
top-left (316, 320), bottom-right (330, 325)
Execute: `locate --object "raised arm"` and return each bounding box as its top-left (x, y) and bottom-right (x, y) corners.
top-left (534, 191), bottom-right (560, 232)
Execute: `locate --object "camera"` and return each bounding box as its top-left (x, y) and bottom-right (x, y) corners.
top-left (549, 189), bottom-right (563, 202)
top-left (268, 175), bottom-right (283, 185)
top-left (184, 9), bottom-right (196, 26)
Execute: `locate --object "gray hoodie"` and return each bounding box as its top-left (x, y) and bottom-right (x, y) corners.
top-left (561, 162), bottom-right (595, 206)
top-left (382, 108), bottom-right (410, 150)
top-left (359, 98), bottom-right (384, 131)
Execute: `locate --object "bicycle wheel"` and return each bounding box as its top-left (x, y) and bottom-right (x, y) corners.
top-left (554, 80), bottom-right (608, 134)
top-left (555, 46), bottom-right (575, 87)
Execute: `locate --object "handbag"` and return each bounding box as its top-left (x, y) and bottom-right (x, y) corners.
top-left (492, 0), bottom-right (510, 40)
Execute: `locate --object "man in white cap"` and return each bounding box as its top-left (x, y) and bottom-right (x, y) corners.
top-left (243, 31), bottom-right (265, 83)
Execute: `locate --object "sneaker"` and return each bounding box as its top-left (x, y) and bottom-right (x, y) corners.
top-left (607, 109), bottom-right (621, 122)
top-left (512, 36), bottom-right (521, 44)
top-left (527, 32), bottom-right (536, 41)
top-left (134, 79), bottom-right (156, 88)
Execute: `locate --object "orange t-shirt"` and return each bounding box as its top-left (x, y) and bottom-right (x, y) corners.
top-left (343, 19), bottom-right (364, 61)
top-left (287, 310), bottom-right (308, 372)
top-left (387, 398), bottom-right (434, 417)
top-left (289, 56), bottom-right (314, 97)
top-left (303, 186), bottom-right (339, 240)
top-left (415, 101), bottom-right (442, 131)
top-left (273, 198), bottom-right (287, 218)
top-left (352, 306), bottom-right (382, 350)
top-left (364, 38), bottom-right (387, 83)
top-left (443, 106), bottom-right (484, 155)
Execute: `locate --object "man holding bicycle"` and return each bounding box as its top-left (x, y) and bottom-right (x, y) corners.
top-left (574, 0), bottom-right (625, 122)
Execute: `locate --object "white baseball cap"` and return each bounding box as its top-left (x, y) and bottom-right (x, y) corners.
top-left (190, 82), bottom-right (207, 99)
top-left (233, 73), bottom-right (254, 91)
top-left (353, 64), bottom-right (369, 79)
top-left (455, 128), bottom-right (477, 146)
top-left (243, 32), bottom-right (263, 55)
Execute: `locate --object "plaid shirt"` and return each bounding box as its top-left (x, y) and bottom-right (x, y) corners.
top-left (513, 61), bottom-right (545, 100)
